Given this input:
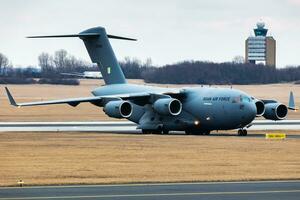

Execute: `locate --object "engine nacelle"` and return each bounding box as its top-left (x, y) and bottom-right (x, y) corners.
top-left (255, 100), bottom-right (265, 117)
top-left (263, 103), bottom-right (288, 120)
top-left (103, 100), bottom-right (133, 118)
top-left (153, 98), bottom-right (182, 116)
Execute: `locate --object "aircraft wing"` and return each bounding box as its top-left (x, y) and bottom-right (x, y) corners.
top-left (5, 87), bottom-right (183, 108)
top-left (261, 91), bottom-right (298, 110)
top-left (5, 87), bottom-right (103, 107)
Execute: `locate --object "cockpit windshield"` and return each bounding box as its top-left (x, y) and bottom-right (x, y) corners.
top-left (241, 96), bottom-right (251, 103)
top-left (232, 95), bottom-right (251, 103)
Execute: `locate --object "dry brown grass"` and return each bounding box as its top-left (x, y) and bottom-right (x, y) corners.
top-left (0, 80), bottom-right (299, 121)
top-left (0, 132), bottom-right (299, 186)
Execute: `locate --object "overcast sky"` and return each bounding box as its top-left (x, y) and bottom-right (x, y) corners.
top-left (0, 0), bottom-right (300, 68)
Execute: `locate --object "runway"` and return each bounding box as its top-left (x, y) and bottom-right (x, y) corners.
top-left (0, 120), bottom-right (300, 132)
top-left (0, 180), bottom-right (299, 200)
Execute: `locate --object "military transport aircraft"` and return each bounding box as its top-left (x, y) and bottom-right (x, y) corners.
top-left (61, 71), bottom-right (102, 79)
top-left (5, 26), bottom-right (298, 136)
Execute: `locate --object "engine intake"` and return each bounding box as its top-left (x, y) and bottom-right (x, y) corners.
top-left (255, 100), bottom-right (265, 117)
top-left (153, 98), bottom-right (182, 116)
top-left (103, 100), bottom-right (132, 118)
top-left (263, 103), bottom-right (288, 120)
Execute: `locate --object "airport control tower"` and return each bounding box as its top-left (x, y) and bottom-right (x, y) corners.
top-left (245, 22), bottom-right (276, 67)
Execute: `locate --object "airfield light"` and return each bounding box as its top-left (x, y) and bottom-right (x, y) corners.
top-left (17, 180), bottom-right (24, 187)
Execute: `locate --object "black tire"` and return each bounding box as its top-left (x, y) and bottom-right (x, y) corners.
top-left (238, 129), bottom-right (247, 136)
top-left (238, 129), bottom-right (243, 136)
top-left (162, 129), bottom-right (169, 134)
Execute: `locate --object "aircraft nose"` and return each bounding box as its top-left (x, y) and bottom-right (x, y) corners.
top-left (240, 101), bottom-right (256, 126)
top-left (245, 101), bottom-right (257, 123)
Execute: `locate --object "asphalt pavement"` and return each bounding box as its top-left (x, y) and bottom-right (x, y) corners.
top-left (0, 180), bottom-right (299, 200)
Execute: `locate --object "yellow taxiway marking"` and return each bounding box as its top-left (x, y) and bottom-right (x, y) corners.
top-left (0, 180), bottom-right (300, 190)
top-left (1, 190), bottom-right (300, 199)
top-left (265, 133), bottom-right (286, 139)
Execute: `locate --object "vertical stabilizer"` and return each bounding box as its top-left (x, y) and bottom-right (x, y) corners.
top-left (79, 27), bottom-right (127, 85)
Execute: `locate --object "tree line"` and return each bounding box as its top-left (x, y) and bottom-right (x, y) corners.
top-left (1, 51), bottom-right (300, 85)
top-left (120, 59), bottom-right (300, 85)
top-left (142, 61), bottom-right (300, 84)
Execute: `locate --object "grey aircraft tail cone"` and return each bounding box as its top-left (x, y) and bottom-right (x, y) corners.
top-left (27, 27), bottom-right (137, 85)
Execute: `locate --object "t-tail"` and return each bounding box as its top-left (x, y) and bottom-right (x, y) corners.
top-left (28, 27), bottom-right (137, 85)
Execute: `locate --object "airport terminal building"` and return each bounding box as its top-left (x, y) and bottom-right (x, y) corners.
top-left (245, 22), bottom-right (276, 67)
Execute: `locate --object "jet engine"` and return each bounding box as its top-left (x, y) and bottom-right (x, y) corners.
top-left (103, 100), bottom-right (133, 118)
top-left (153, 98), bottom-right (182, 116)
top-left (263, 103), bottom-right (288, 120)
top-left (255, 100), bottom-right (265, 116)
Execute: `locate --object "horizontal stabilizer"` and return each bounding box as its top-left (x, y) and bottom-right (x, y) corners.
top-left (27, 33), bottom-right (100, 38)
top-left (27, 33), bottom-right (137, 41)
top-left (107, 34), bottom-right (137, 41)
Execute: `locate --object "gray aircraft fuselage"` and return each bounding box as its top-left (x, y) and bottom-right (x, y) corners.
top-left (92, 84), bottom-right (256, 131)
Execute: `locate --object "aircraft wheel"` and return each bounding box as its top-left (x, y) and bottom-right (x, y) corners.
top-left (162, 129), bottom-right (169, 134)
top-left (238, 129), bottom-right (247, 136)
top-left (238, 129), bottom-right (243, 136)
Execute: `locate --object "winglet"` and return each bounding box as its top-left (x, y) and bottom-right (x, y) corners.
top-left (288, 91), bottom-right (298, 110)
top-left (5, 87), bottom-right (18, 107)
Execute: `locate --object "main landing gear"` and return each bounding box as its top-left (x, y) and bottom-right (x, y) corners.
top-left (185, 130), bottom-right (210, 135)
top-left (238, 129), bottom-right (247, 136)
top-left (142, 129), bottom-right (169, 134)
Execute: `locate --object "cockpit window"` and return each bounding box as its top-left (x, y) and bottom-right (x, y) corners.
top-left (240, 96), bottom-right (251, 103)
top-left (232, 96), bottom-right (251, 103)
top-left (232, 96), bottom-right (240, 103)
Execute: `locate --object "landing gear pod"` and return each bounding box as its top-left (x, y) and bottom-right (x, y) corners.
top-left (263, 103), bottom-right (288, 120)
top-left (103, 101), bottom-right (133, 118)
top-left (153, 98), bottom-right (182, 116)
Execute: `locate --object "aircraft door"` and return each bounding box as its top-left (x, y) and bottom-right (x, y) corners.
top-left (203, 102), bottom-right (213, 126)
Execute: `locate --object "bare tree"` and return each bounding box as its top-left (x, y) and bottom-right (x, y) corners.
top-left (0, 53), bottom-right (9, 76)
top-left (232, 56), bottom-right (245, 64)
top-left (38, 52), bottom-right (54, 77)
top-left (53, 49), bottom-right (68, 70)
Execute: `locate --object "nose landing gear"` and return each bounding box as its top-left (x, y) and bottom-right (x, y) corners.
top-left (238, 129), bottom-right (247, 136)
